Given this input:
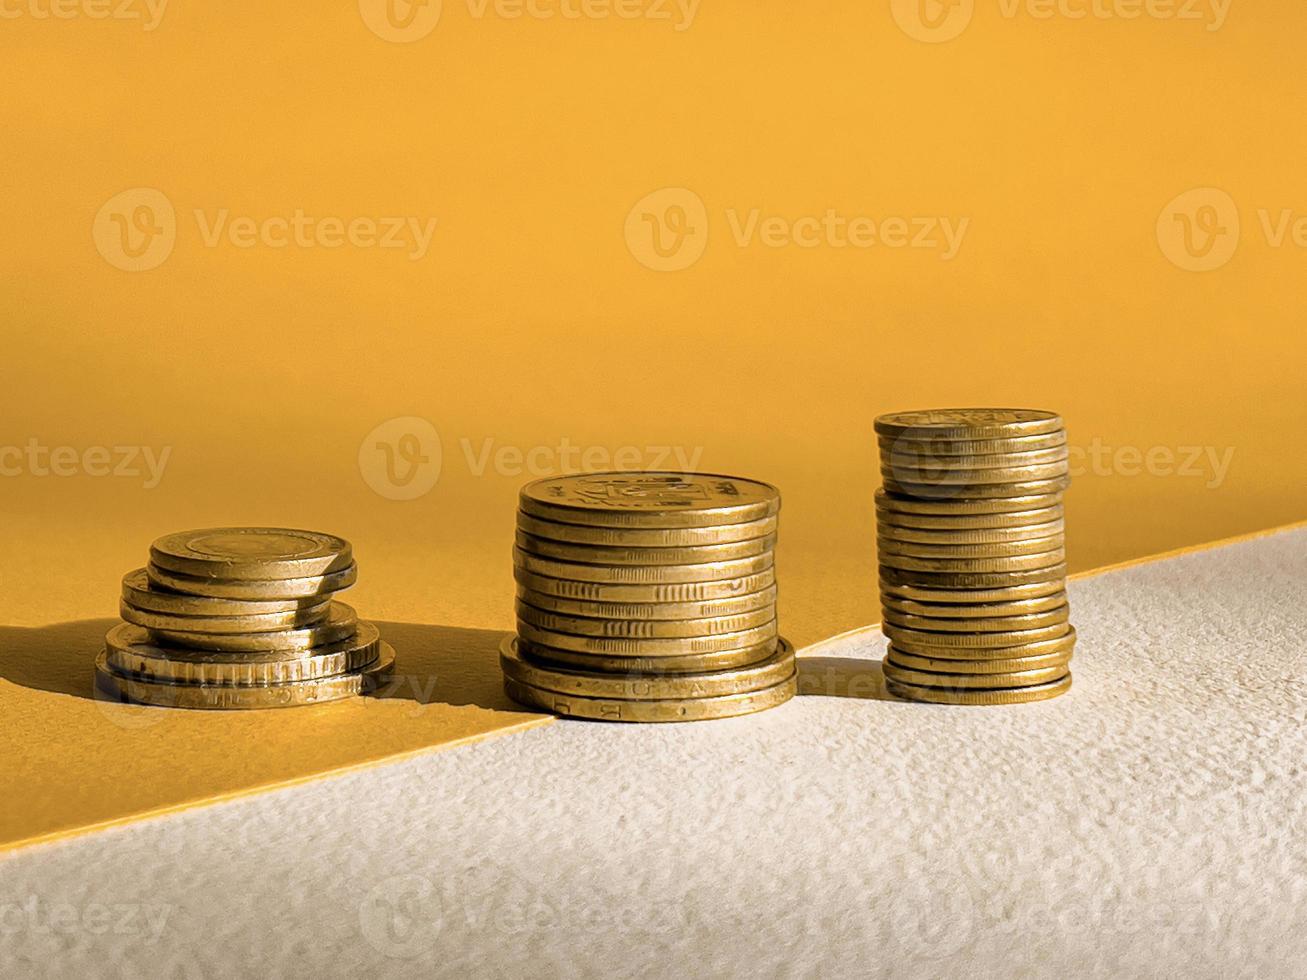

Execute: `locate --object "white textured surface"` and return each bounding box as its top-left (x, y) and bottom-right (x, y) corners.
top-left (3, 529), bottom-right (1306, 979)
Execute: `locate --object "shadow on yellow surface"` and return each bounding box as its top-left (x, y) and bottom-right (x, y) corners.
top-left (797, 655), bottom-right (895, 702)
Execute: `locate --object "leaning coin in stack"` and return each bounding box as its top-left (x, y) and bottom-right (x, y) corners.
top-left (97, 527), bottom-right (393, 709)
top-left (874, 409), bottom-right (1075, 705)
top-left (503, 472), bottom-right (797, 721)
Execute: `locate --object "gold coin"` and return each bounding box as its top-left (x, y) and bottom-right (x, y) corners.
top-left (103, 623), bottom-right (382, 684)
top-left (516, 512), bottom-right (777, 547)
top-left (520, 638), bottom-right (778, 674)
top-left (875, 489), bottom-right (1062, 516)
top-left (885, 673), bottom-right (1071, 705)
top-left (876, 518), bottom-right (1064, 545)
top-left (882, 604), bottom-right (1069, 632)
top-left (145, 602), bottom-right (359, 652)
top-left (880, 591), bottom-right (1068, 618)
top-left (147, 562), bottom-right (357, 600)
top-left (886, 647), bottom-right (1073, 674)
top-left (502, 672), bottom-right (796, 722)
top-left (874, 408), bottom-right (1063, 440)
top-left (878, 430), bottom-right (1068, 456)
top-left (882, 477), bottom-right (1070, 500)
top-left (519, 472), bottom-right (780, 529)
top-left (877, 577), bottom-right (1066, 603)
top-left (513, 529), bottom-right (776, 566)
top-left (149, 527), bottom-right (353, 581)
top-left (121, 568), bottom-right (332, 617)
top-left (516, 583), bottom-right (777, 620)
top-left (882, 444), bottom-right (1070, 468)
top-left (516, 619), bottom-right (777, 656)
top-left (512, 547), bottom-right (773, 584)
top-left (879, 562), bottom-right (1067, 589)
top-left (884, 620), bottom-right (1070, 652)
top-left (515, 600), bottom-right (774, 638)
top-left (883, 629), bottom-right (1076, 661)
top-left (882, 658), bottom-right (1068, 689)
top-left (877, 535), bottom-right (1063, 560)
top-left (119, 597), bottom-right (333, 634)
top-left (500, 636), bottom-right (795, 699)
top-left (878, 548), bottom-right (1066, 573)
top-left (513, 567), bottom-right (776, 603)
top-left (881, 461), bottom-right (1070, 485)
top-left (874, 505), bottom-right (1064, 531)
top-left (94, 642), bottom-right (395, 709)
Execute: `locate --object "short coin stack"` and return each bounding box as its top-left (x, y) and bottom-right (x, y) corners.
top-left (96, 527), bottom-right (393, 709)
top-left (502, 472), bottom-right (796, 722)
top-left (875, 409), bottom-right (1075, 705)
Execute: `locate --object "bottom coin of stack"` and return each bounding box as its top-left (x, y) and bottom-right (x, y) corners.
top-left (502, 472), bottom-right (798, 722)
top-left (874, 409), bottom-right (1076, 705)
top-left (95, 527), bottom-right (393, 709)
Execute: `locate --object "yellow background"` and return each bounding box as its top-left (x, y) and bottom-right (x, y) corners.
top-left (3, 1), bottom-right (1305, 642)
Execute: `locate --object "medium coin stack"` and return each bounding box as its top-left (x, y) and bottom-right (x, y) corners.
top-left (503, 472), bottom-right (797, 722)
top-left (95, 527), bottom-right (393, 709)
top-left (875, 409), bottom-right (1075, 705)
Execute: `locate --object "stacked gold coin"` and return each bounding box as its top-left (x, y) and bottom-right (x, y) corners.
top-left (503, 472), bottom-right (796, 722)
top-left (96, 527), bottom-right (393, 709)
top-left (875, 409), bottom-right (1075, 705)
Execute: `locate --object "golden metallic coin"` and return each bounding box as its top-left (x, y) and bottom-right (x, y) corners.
top-left (106, 620), bottom-right (383, 664)
top-left (877, 548), bottom-right (1066, 574)
top-left (880, 591), bottom-right (1069, 618)
top-left (882, 658), bottom-right (1068, 689)
top-left (515, 600), bottom-right (774, 638)
top-left (519, 472), bottom-right (780, 529)
top-left (516, 619), bottom-right (777, 656)
top-left (885, 673), bottom-right (1072, 705)
top-left (502, 672), bottom-right (797, 722)
top-left (103, 623), bottom-right (383, 685)
top-left (513, 529), bottom-right (776, 566)
top-left (877, 577), bottom-right (1066, 603)
top-left (881, 461), bottom-right (1070, 485)
top-left (886, 647), bottom-right (1073, 674)
top-left (145, 602), bottom-right (359, 652)
top-left (119, 597), bottom-right (333, 634)
top-left (887, 628), bottom-right (1078, 662)
top-left (513, 567), bottom-right (776, 603)
top-left (874, 489), bottom-right (1063, 516)
top-left (512, 547), bottom-right (773, 584)
top-left (516, 583), bottom-right (777, 620)
top-left (882, 445), bottom-right (1070, 469)
top-left (501, 636), bottom-right (795, 699)
top-left (149, 527), bottom-right (353, 581)
top-left (878, 430), bottom-right (1068, 456)
top-left (95, 642), bottom-right (395, 710)
top-left (876, 519), bottom-right (1064, 545)
top-left (520, 638), bottom-right (778, 674)
top-left (874, 505), bottom-right (1064, 531)
top-left (884, 621), bottom-right (1070, 652)
top-left (882, 604), bottom-right (1069, 633)
top-left (874, 408), bottom-right (1063, 440)
top-left (882, 477), bottom-right (1071, 500)
top-left (121, 568), bottom-right (332, 618)
top-left (517, 512), bottom-right (777, 547)
top-left (147, 562), bottom-right (358, 600)
top-left (877, 535), bottom-right (1063, 560)
top-left (879, 562), bottom-right (1067, 589)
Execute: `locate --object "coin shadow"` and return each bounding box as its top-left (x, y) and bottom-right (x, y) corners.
top-left (0, 618), bottom-right (116, 700)
top-left (796, 655), bottom-right (899, 702)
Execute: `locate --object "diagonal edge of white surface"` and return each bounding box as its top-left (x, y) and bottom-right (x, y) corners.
top-left (3, 527), bottom-right (1306, 980)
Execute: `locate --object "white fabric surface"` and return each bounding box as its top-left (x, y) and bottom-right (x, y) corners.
top-left (3, 528), bottom-right (1305, 979)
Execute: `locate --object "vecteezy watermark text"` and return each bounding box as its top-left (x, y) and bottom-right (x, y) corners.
top-left (1157, 186), bottom-right (1307, 271)
top-left (0, 439), bottom-right (171, 489)
top-left (0, 0), bottom-right (168, 30)
top-left (0, 897), bottom-right (171, 941)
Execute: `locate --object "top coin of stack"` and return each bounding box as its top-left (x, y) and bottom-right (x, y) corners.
top-left (503, 472), bottom-right (797, 722)
top-left (874, 410), bottom-right (1075, 705)
top-left (96, 527), bottom-right (393, 709)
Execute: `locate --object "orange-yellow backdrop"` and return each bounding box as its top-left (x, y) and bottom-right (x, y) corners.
top-left (2, 1), bottom-right (1304, 643)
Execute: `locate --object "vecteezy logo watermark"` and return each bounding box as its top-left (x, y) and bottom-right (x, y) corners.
top-left (358, 417), bottom-right (704, 500)
top-left (358, 0), bottom-right (444, 42)
top-left (360, 0), bottom-right (697, 40)
top-left (0, 439), bottom-right (171, 488)
top-left (892, 0), bottom-right (1230, 42)
top-left (625, 187), bottom-right (970, 271)
top-left (0, 0), bottom-right (169, 30)
top-left (359, 875), bottom-right (442, 958)
top-left (94, 188), bottom-right (439, 271)
top-left (0, 897), bottom-right (172, 941)
top-left (1158, 186), bottom-right (1307, 272)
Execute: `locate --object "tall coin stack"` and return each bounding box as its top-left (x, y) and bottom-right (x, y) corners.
top-left (502, 472), bottom-right (797, 722)
top-left (874, 410), bottom-right (1075, 705)
top-left (96, 527), bottom-right (394, 709)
